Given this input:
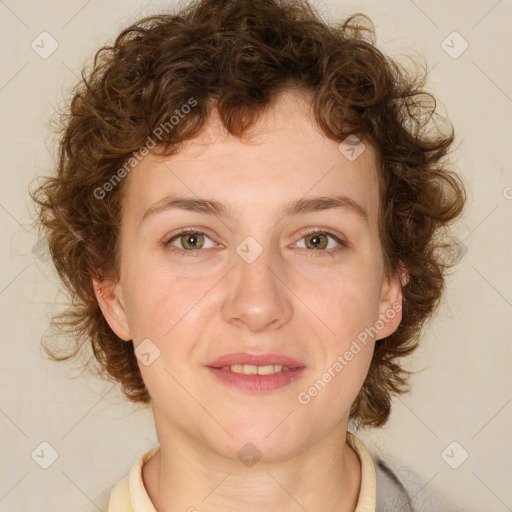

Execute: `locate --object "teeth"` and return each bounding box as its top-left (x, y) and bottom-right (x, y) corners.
top-left (220, 364), bottom-right (292, 375)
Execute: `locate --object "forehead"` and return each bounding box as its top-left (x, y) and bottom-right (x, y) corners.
top-left (121, 89), bottom-right (380, 228)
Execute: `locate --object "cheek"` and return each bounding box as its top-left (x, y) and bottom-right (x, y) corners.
top-left (123, 261), bottom-right (221, 345)
top-left (315, 270), bottom-right (382, 341)
top-left (121, 268), bottom-right (177, 340)
top-left (124, 267), bottom-right (210, 397)
top-left (290, 269), bottom-right (380, 406)
top-left (296, 337), bottom-right (374, 428)
top-left (300, 287), bottom-right (377, 412)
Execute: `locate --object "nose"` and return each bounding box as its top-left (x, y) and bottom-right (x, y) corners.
top-left (220, 241), bottom-right (293, 332)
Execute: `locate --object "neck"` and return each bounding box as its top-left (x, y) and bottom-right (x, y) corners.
top-left (142, 425), bottom-right (362, 512)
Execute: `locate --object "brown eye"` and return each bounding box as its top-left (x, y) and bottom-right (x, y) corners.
top-left (179, 232), bottom-right (204, 250)
top-left (294, 229), bottom-right (348, 256)
top-left (164, 230), bottom-right (216, 254)
top-left (304, 232), bottom-right (329, 250)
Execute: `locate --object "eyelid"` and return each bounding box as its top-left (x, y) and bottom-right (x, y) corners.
top-left (295, 226), bottom-right (348, 244)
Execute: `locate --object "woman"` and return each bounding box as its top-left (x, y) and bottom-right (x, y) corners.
top-left (30, 0), bottom-right (466, 510)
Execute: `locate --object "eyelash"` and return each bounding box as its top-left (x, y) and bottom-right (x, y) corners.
top-left (163, 227), bottom-right (348, 258)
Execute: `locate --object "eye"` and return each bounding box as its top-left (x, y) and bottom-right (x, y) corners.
top-left (163, 229), bottom-right (216, 256)
top-left (163, 227), bottom-right (348, 258)
top-left (294, 228), bottom-right (348, 256)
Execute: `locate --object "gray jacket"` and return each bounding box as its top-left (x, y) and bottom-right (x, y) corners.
top-left (375, 454), bottom-right (454, 511)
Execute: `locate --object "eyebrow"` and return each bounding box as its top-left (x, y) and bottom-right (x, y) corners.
top-left (139, 193), bottom-right (369, 227)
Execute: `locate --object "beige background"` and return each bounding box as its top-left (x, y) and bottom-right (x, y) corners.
top-left (1, 0), bottom-right (511, 510)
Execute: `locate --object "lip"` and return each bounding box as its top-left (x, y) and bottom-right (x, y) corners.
top-left (207, 366), bottom-right (306, 392)
top-left (207, 352), bottom-right (305, 369)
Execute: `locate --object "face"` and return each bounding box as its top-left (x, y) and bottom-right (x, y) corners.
top-left (94, 89), bottom-right (402, 462)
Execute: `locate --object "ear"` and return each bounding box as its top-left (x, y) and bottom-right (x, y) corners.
top-left (375, 261), bottom-right (408, 341)
top-left (92, 275), bottom-right (132, 341)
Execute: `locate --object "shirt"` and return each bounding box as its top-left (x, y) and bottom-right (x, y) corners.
top-left (108, 431), bottom-right (377, 512)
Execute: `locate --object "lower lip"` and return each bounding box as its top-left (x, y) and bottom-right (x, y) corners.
top-left (207, 367), bottom-right (306, 392)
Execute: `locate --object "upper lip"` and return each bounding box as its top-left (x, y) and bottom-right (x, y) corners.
top-left (207, 352), bottom-right (305, 369)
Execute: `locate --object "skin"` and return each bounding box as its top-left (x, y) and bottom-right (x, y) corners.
top-left (94, 88), bottom-right (403, 512)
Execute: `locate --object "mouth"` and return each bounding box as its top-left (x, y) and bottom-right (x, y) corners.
top-left (207, 352), bottom-right (305, 370)
top-left (216, 363), bottom-right (297, 375)
top-left (206, 352), bottom-right (306, 392)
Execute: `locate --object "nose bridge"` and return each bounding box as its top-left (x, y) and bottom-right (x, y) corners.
top-left (234, 232), bottom-right (281, 298)
top-left (236, 235), bottom-right (277, 285)
top-left (220, 233), bottom-right (293, 331)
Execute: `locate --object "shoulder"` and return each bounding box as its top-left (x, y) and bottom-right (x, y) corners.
top-left (107, 477), bottom-right (132, 512)
top-left (372, 453), bottom-right (455, 512)
top-left (106, 443), bottom-right (161, 512)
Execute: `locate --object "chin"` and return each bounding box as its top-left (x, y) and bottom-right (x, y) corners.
top-left (209, 416), bottom-right (309, 463)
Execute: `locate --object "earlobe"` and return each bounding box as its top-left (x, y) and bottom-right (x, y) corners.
top-left (92, 276), bottom-right (132, 341)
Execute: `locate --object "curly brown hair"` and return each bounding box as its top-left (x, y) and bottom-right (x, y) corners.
top-left (29, 0), bottom-right (466, 429)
